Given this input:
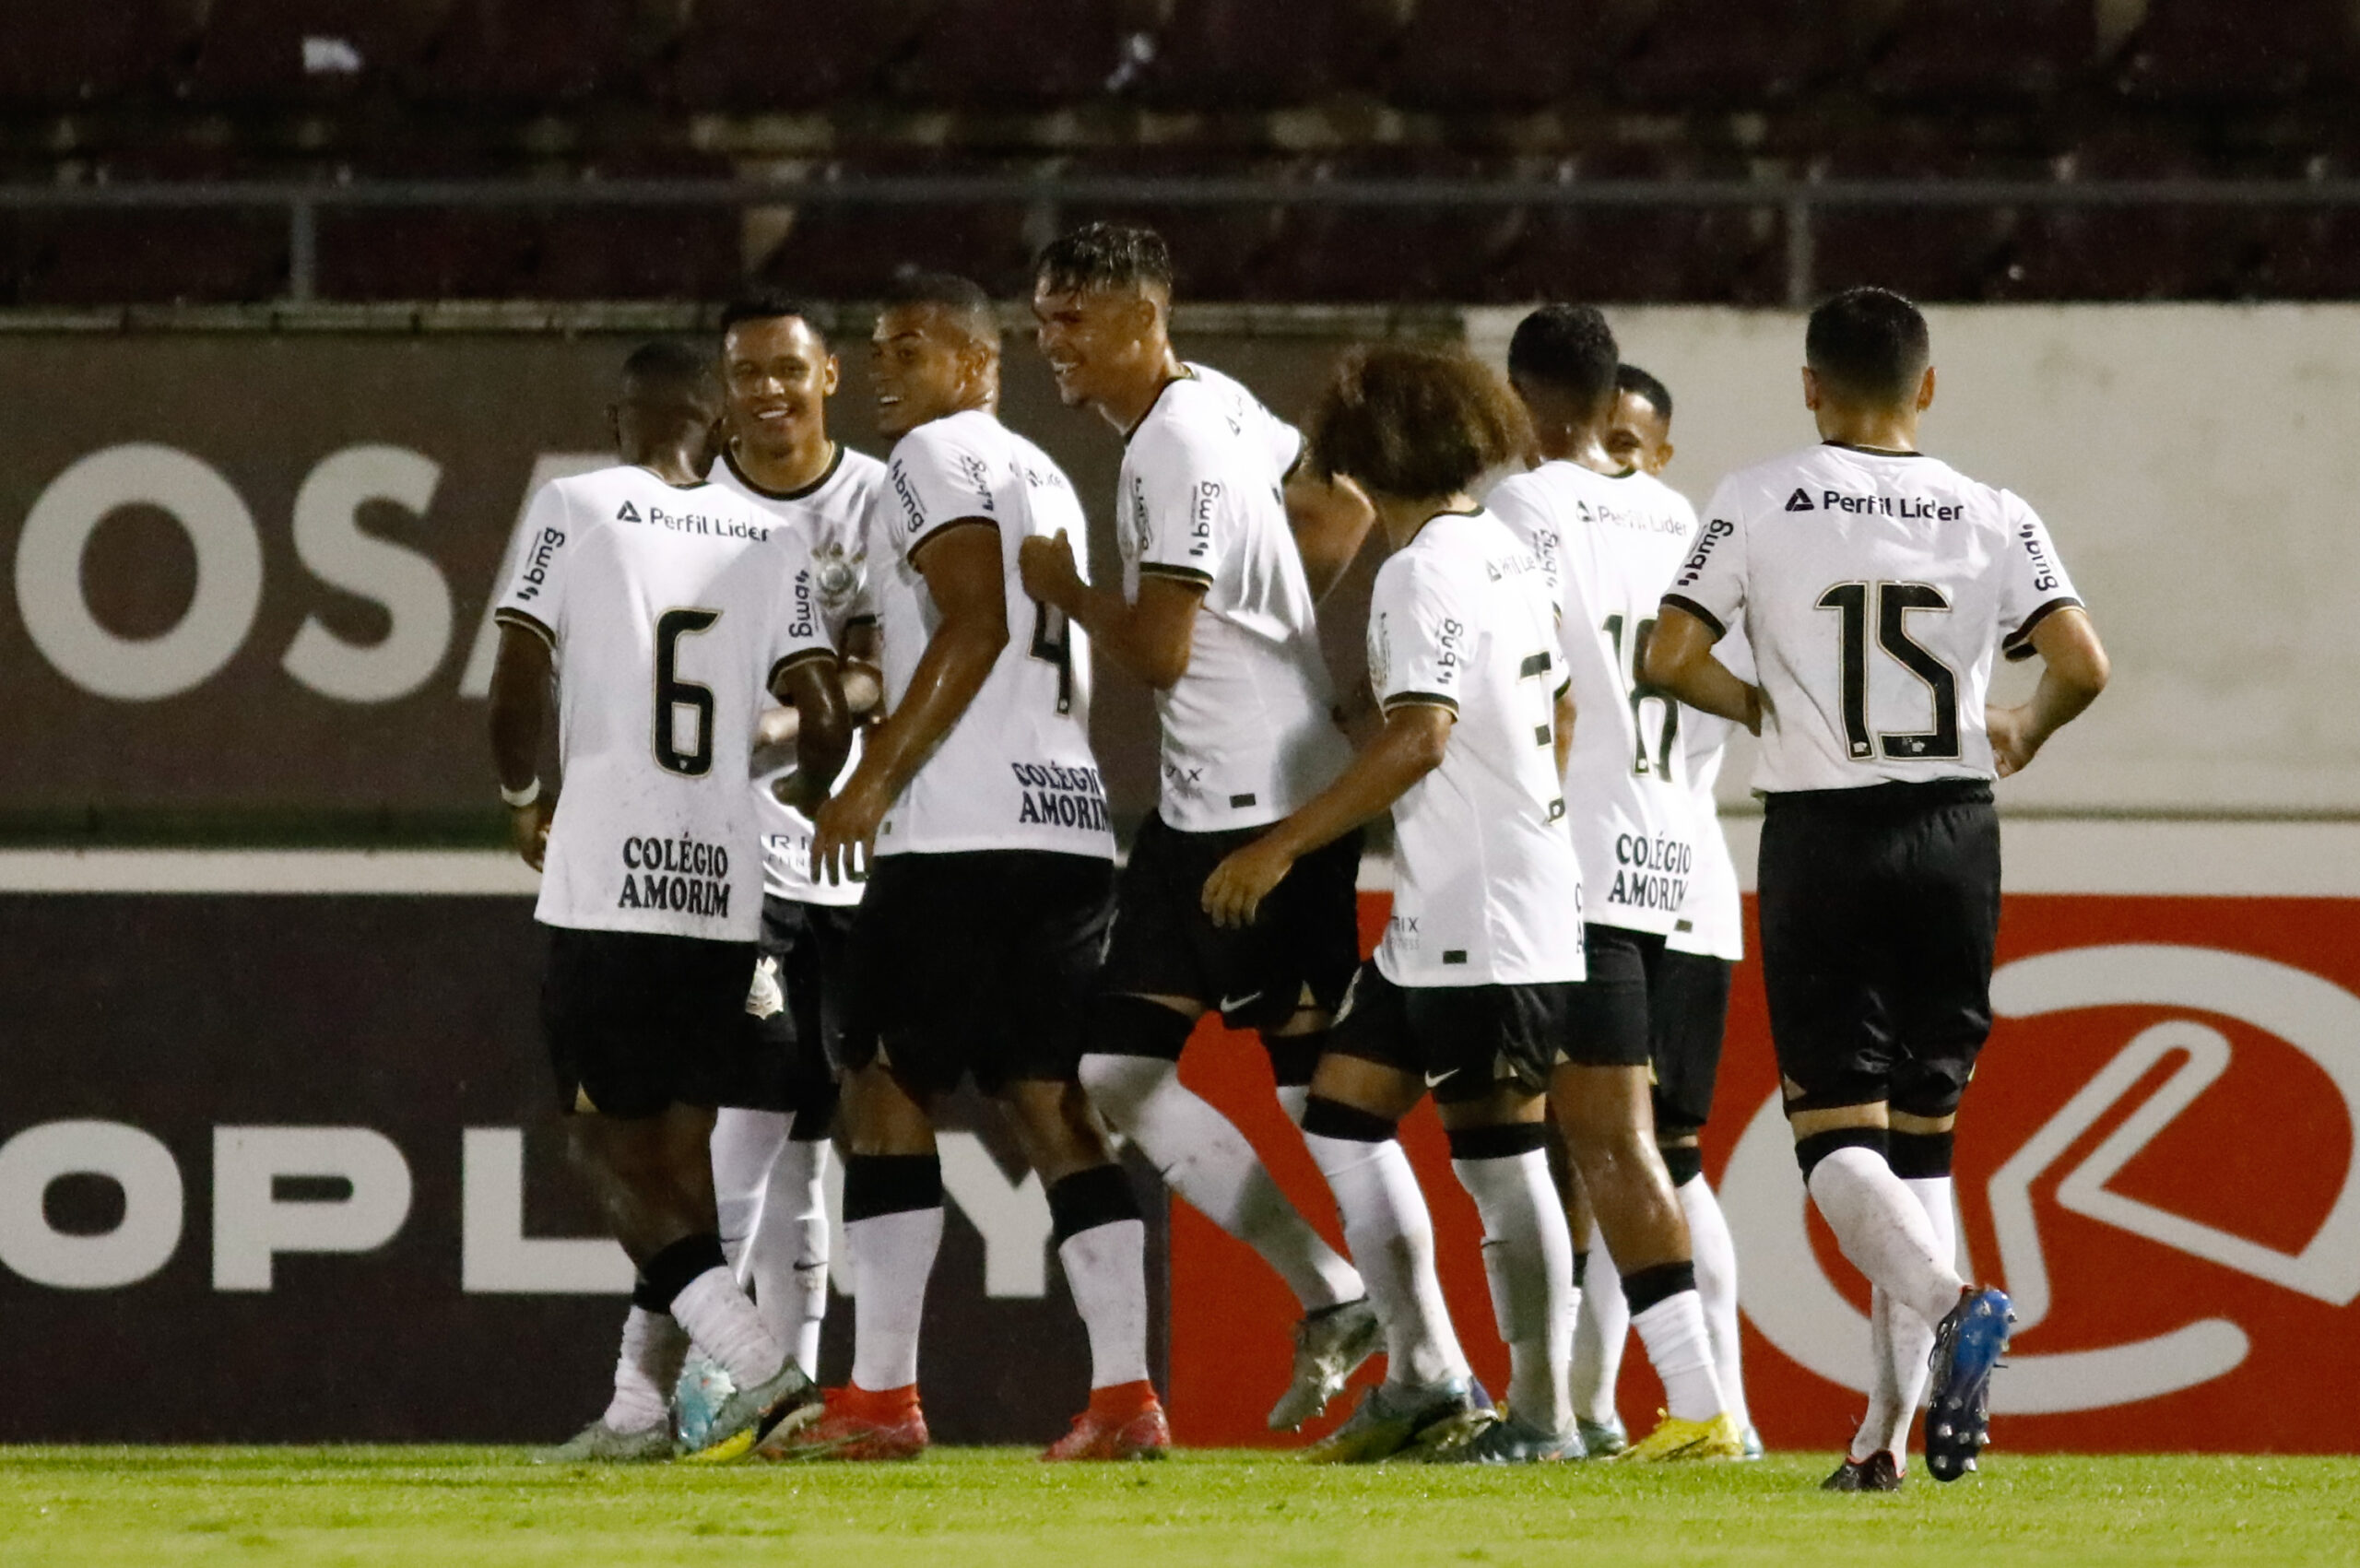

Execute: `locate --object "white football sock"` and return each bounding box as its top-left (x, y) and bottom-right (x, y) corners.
top-left (1678, 1174), bottom-right (1750, 1432)
top-left (746, 1137), bottom-right (831, 1376)
top-left (1304, 1131), bottom-right (1469, 1387)
top-left (1630, 1289), bottom-right (1724, 1423)
top-left (1059, 1219), bottom-right (1152, 1388)
top-left (711, 1109), bottom-right (789, 1273)
top-left (1854, 1174), bottom-right (1955, 1462)
top-left (669, 1266), bottom-right (785, 1389)
top-left (1569, 1219), bottom-right (1628, 1428)
top-left (847, 1206), bottom-right (942, 1392)
top-left (1452, 1149), bottom-right (1575, 1435)
top-left (1276, 1085), bottom-right (1312, 1126)
top-left (1807, 1146), bottom-right (1965, 1329)
top-left (600, 1304), bottom-right (689, 1432)
top-left (1082, 1055), bottom-right (1360, 1313)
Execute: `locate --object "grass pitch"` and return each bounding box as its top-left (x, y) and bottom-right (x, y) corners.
top-left (0, 1447), bottom-right (2352, 1567)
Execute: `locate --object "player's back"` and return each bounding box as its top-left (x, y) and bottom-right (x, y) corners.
top-left (1119, 362), bottom-right (1346, 830)
top-left (1668, 442), bottom-right (2080, 795)
top-left (711, 443), bottom-right (889, 905)
top-left (1370, 509), bottom-right (1584, 988)
top-left (872, 408), bottom-right (1112, 858)
top-left (498, 465), bottom-right (831, 940)
top-left (1489, 459), bottom-right (1700, 932)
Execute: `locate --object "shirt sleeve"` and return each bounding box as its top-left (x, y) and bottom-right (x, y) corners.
top-left (492, 479), bottom-right (573, 647)
top-left (1367, 553), bottom-right (1469, 714)
top-left (883, 423), bottom-right (1001, 567)
top-left (766, 532), bottom-right (839, 686)
top-left (1129, 422), bottom-right (1233, 590)
top-left (1661, 476), bottom-right (1747, 641)
top-left (1996, 492), bottom-right (2083, 662)
top-left (1482, 474), bottom-right (1564, 625)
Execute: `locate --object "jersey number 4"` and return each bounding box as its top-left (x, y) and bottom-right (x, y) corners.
top-left (655, 607), bottom-right (719, 776)
top-left (1817, 581), bottom-right (1960, 760)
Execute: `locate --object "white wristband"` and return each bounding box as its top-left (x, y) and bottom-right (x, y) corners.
top-left (500, 777), bottom-right (541, 808)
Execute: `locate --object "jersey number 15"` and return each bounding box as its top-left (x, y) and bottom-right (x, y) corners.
top-left (1817, 581), bottom-right (1961, 761)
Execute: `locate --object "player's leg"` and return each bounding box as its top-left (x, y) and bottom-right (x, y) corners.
top-left (1551, 927), bottom-right (1733, 1459)
top-left (1558, 1156), bottom-right (1630, 1455)
top-left (1651, 949), bottom-right (1753, 1449)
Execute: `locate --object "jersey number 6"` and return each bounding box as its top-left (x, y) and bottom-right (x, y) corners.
top-left (654, 607), bottom-right (720, 777)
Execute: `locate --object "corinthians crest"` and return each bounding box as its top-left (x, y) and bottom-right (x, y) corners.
top-left (811, 540), bottom-right (865, 610)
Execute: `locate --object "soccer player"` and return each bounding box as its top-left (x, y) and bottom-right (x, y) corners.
top-left (702, 298), bottom-right (888, 1390)
top-left (1646, 287), bottom-right (2110, 1489)
top-left (1485, 306), bottom-right (1742, 1462)
top-left (489, 341), bottom-right (852, 1462)
top-left (1204, 343), bottom-right (1575, 1463)
top-left (1022, 221), bottom-right (1386, 1430)
top-left (795, 272), bottom-right (1165, 1462)
top-left (1604, 363), bottom-right (1676, 477)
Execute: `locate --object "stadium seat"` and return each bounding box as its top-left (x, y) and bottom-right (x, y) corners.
top-left (1378, 0), bottom-right (1600, 113)
top-left (315, 206), bottom-right (541, 300)
top-left (1055, 152), bottom-right (1292, 301)
top-left (407, 0), bottom-right (646, 106)
top-left (1613, 0), bottom-right (1842, 107)
top-left (1239, 153), bottom-right (1517, 302)
top-left (1993, 138), bottom-right (2248, 300)
top-left (2114, 0), bottom-right (2358, 103)
top-left (897, 0), bottom-right (1128, 109)
top-left (665, 0), bottom-right (922, 112)
top-left (1863, 0), bottom-right (2096, 102)
top-left (0, 2), bottom-right (199, 108)
top-left (16, 209), bottom-right (289, 304)
top-left (1808, 147), bottom-right (2025, 301)
top-left (183, 0), bottom-right (442, 105)
top-left (1483, 148), bottom-right (1787, 305)
top-left (752, 159), bottom-right (1040, 300)
top-left (1131, 0), bottom-right (1369, 110)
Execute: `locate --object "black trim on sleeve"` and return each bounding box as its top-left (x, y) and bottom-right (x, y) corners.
top-left (767, 647), bottom-right (839, 688)
top-left (1659, 594), bottom-right (1726, 641)
top-left (905, 515), bottom-right (999, 567)
top-left (1380, 690), bottom-right (1460, 715)
top-left (1137, 561), bottom-right (1215, 589)
top-left (2001, 595), bottom-right (2084, 662)
top-left (493, 607), bottom-right (555, 648)
top-left (844, 612), bottom-right (879, 629)
top-left (1517, 651), bottom-right (1552, 678)
top-left (723, 442), bottom-right (844, 502)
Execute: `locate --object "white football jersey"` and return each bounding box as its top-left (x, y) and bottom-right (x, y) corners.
top-left (1667, 442), bottom-right (2083, 796)
top-left (710, 442), bottom-right (888, 906)
top-left (1367, 509), bottom-right (1587, 989)
top-left (495, 465), bottom-right (835, 942)
top-left (1665, 629), bottom-right (1752, 961)
top-left (870, 408), bottom-right (1114, 859)
top-left (1120, 363), bottom-right (1348, 831)
top-left (1488, 461), bottom-right (1700, 937)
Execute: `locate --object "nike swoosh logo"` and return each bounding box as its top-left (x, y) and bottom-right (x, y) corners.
top-left (1425, 1068), bottom-right (1459, 1088)
top-left (1220, 991), bottom-right (1265, 1013)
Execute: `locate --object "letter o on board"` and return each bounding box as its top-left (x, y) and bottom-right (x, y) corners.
top-left (0, 1120), bottom-right (184, 1289)
top-left (15, 444), bottom-right (264, 701)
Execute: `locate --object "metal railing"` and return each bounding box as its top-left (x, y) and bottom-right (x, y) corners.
top-left (8, 173), bottom-right (2358, 307)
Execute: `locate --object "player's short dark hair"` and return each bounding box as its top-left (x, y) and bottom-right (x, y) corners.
top-left (1807, 286), bottom-right (1930, 406)
top-left (1505, 304), bottom-right (1620, 414)
top-left (620, 339), bottom-right (717, 403)
top-left (1307, 343), bottom-right (1531, 500)
top-left (1616, 362), bottom-right (1673, 424)
top-left (1034, 221), bottom-right (1174, 297)
top-left (882, 270), bottom-right (998, 342)
top-left (718, 294), bottom-right (825, 340)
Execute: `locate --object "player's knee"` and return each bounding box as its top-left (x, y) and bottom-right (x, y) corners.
top-left (1793, 1125), bottom-right (1890, 1178)
top-left (1301, 1095), bottom-right (1398, 1143)
top-left (1258, 1029), bottom-right (1325, 1092)
top-left (1658, 1141), bottom-right (1705, 1187)
top-left (1046, 1162), bottom-right (1140, 1243)
top-left (1444, 1122), bottom-right (1550, 1162)
top-left (843, 1150), bottom-right (942, 1220)
top-left (1888, 1127), bottom-right (1954, 1180)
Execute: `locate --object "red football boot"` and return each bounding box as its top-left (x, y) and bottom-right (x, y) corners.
top-left (760, 1383), bottom-right (928, 1461)
top-left (1043, 1381), bottom-right (1171, 1462)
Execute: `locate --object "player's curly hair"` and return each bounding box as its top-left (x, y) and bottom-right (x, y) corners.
top-left (1034, 221), bottom-right (1174, 296)
top-left (1306, 343), bottom-right (1531, 500)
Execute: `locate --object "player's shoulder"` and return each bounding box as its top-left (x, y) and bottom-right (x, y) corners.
top-left (1621, 466), bottom-right (1699, 524)
top-left (889, 407), bottom-right (1007, 473)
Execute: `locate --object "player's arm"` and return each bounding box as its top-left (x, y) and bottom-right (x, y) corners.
top-left (1202, 701), bottom-right (1452, 929)
top-left (1644, 604), bottom-right (1764, 735)
top-left (1987, 606), bottom-right (2108, 777)
top-left (810, 524), bottom-right (1008, 880)
top-left (487, 623), bottom-right (556, 870)
top-left (1554, 683), bottom-right (1576, 779)
top-left (1019, 533), bottom-right (1200, 689)
top-left (1285, 466), bottom-right (1377, 603)
top-left (768, 654), bottom-right (853, 815)
top-left (751, 618), bottom-right (882, 772)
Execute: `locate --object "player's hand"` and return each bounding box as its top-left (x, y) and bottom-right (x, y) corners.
top-left (1987, 701), bottom-right (2042, 777)
top-left (772, 770), bottom-right (830, 817)
top-left (508, 796), bottom-right (554, 871)
top-left (811, 770), bottom-right (891, 887)
top-left (1202, 836), bottom-right (1296, 930)
top-left (1018, 530), bottom-right (1082, 608)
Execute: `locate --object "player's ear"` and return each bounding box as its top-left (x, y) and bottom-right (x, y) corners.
top-left (822, 352), bottom-right (841, 396)
top-left (1800, 367), bottom-right (1821, 411)
top-left (1917, 365), bottom-right (1937, 412)
top-left (1655, 440), bottom-right (1675, 472)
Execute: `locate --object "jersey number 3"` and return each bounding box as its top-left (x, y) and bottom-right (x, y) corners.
top-left (655, 607), bottom-right (720, 776)
top-left (1817, 581), bottom-right (1960, 761)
